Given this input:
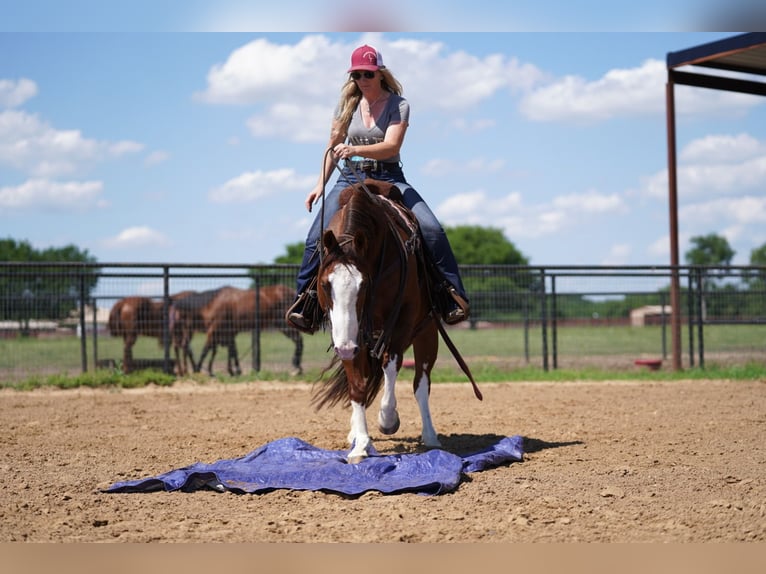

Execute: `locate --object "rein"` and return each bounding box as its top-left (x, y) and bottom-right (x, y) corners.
top-left (319, 147), bottom-right (375, 267)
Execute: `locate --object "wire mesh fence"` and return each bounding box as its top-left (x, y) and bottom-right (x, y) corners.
top-left (1, 262), bottom-right (764, 382)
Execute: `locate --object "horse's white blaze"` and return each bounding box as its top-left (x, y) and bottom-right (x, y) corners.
top-left (414, 369), bottom-right (440, 447)
top-left (378, 354), bottom-right (399, 431)
top-left (327, 264), bottom-right (363, 361)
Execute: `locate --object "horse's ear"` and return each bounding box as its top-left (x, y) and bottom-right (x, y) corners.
top-left (322, 229), bottom-right (339, 252)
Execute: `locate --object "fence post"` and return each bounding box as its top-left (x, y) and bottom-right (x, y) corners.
top-left (687, 271), bottom-right (695, 367)
top-left (539, 269), bottom-right (549, 372)
top-left (252, 277), bottom-right (261, 373)
top-left (91, 298), bottom-right (99, 367)
top-left (551, 274), bottom-right (558, 370)
top-left (660, 290), bottom-right (668, 359)
top-left (697, 267), bottom-right (705, 369)
top-left (162, 266), bottom-right (171, 374)
top-left (78, 270), bottom-right (87, 373)
top-left (523, 291), bottom-right (530, 364)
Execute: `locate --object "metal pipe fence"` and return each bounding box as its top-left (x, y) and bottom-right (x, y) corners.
top-left (1, 262), bottom-right (764, 382)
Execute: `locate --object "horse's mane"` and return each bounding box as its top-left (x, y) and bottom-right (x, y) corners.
top-left (342, 185), bottom-right (387, 235)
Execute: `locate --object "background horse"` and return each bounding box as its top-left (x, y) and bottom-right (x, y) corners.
top-left (168, 288), bottom-right (220, 376)
top-left (108, 296), bottom-right (163, 373)
top-left (175, 285), bottom-right (303, 377)
top-left (109, 292), bottom-right (196, 374)
top-left (313, 180), bottom-right (441, 463)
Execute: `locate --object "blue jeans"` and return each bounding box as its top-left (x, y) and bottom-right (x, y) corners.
top-left (295, 165), bottom-right (468, 301)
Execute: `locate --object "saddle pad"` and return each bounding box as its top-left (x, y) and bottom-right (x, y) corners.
top-left (105, 435), bottom-right (524, 496)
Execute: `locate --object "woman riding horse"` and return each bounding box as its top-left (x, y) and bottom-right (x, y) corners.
top-left (287, 44), bottom-right (469, 333)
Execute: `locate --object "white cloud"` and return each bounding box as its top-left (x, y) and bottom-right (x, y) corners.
top-left (642, 133), bottom-right (766, 199)
top-left (436, 186), bottom-right (630, 243)
top-left (144, 150), bottom-right (170, 166)
top-left (680, 133), bottom-right (764, 163)
top-left (246, 103), bottom-right (332, 143)
top-left (0, 179), bottom-right (104, 211)
top-left (196, 35), bottom-right (342, 105)
top-left (552, 189), bottom-right (627, 214)
top-left (199, 35), bottom-right (546, 143)
top-left (103, 226), bottom-right (170, 249)
top-left (0, 78), bottom-right (37, 108)
top-left (680, 195), bottom-right (766, 226)
top-left (209, 168), bottom-right (316, 203)
top-left (0, 109), bottom-right (143, 177)
top-left (520, 59), bottom-right (762, 123)
top-left (436, 190), bottom-right (564, 239)
top-left (392, 38), bottom-right (546, 110)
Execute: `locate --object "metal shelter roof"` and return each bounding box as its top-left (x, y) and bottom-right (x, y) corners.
top-left (664, 33), bottom-right (766, 370)
top-left (666, 32), bottom-right (766, 95)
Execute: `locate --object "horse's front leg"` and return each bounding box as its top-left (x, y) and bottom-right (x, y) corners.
top-left (347, 401), bottom-right (371, 464)
top-left (377, 354), bottom-right (400, 435)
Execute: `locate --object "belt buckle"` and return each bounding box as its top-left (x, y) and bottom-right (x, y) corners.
top-left (361, 159), bottom-right (376, 174)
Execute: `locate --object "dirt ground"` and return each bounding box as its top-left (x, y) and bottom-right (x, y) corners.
top-left (1, 377), bottom-right (764, 543)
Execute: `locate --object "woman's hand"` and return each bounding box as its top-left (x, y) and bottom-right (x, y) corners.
top-left (304, 184), bottom-right (323, 212)
top-left (333, 143), bottom-right (354, 160)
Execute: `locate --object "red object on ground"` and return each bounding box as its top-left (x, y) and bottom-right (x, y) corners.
top-left (635, 358), bottom-right (662, 371)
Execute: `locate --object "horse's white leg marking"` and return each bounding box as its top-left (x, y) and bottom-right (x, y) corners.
top-left (378, 354), bottom-right (400, 435)
top-left (327, 265), bottom-right (363, 361)
top-left (348, 400), bottom-right (371, 462)
top-left (414, 367), bottom-right (440, 447)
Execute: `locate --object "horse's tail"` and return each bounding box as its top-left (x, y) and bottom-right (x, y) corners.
top-left (312, 359), bottom-right (348, 410)
top-left (108, 300), bottom-right (124, 337)
top-left (312, 356), bottom-right (385, 410)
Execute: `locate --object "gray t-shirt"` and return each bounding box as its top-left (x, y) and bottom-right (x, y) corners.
top-left (337, 94), bottom-right (409, 164)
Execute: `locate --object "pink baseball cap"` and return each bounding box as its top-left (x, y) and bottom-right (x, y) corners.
top-left (348, 45), bottom-right (384, 72)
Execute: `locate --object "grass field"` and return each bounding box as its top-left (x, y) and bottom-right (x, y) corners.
top-left (1, 323), bottom-right (763, 389)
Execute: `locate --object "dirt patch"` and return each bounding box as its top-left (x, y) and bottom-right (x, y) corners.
top-left (1, 378), bottom-right (764, 542)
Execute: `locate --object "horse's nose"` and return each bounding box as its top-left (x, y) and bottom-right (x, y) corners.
top-left (334, 342), bottom-right (359, 361)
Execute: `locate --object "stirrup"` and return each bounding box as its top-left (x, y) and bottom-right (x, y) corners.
top-left (285, 290), bottom-right (321, 334)
top-left (443, 285), bottom-right (470, 325)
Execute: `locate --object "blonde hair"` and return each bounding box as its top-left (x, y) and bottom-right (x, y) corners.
top-left (333, 68), bottom-right (403, 140)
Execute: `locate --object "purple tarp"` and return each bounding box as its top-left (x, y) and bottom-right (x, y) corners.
top-left (105, 435), bottom-right (524, 496)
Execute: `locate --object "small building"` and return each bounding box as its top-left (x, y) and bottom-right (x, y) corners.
top-left (630, 305), bottom-right (671, 327)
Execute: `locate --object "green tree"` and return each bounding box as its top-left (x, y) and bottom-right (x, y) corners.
top-left (246, 242), bottom-right (305, 289)
top-left (446, 225), bottom-right (529, 265)
top-left (751, 243), bottom-right (766, 266)
top-left (684, 233), bottom-right (735, 266)
top-left (273, 242), bottom-right (305, 265)
top-left (0, 238), bottom-right (100, 325)
top-left (749, 242), bottom-right (766, 288)
top-left (445, 225), bottom-right (533, 321)
top-left (684, 233), bottom-right (736, 320)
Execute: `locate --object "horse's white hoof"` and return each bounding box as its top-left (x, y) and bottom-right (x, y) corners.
top-left (205, 480), bottom-right (226, 492)
top-left (347, 454), bottom-right (367, 464)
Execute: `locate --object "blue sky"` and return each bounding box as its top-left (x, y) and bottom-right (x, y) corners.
top-left (1, 15), bottom-right (765, 269)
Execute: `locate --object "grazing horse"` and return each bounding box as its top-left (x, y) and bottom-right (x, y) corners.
top-left (108, 292), bottom-right (198, 375)
top-left (108, 296), bottom-right (163, 373)
top-left (177, 285), bottom-right (304, 377)
top-left (313, 180), bottom-right (449, 463)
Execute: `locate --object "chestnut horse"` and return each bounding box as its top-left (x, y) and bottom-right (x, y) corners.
top-left (174, 285), bottom-right (304, 377)
top-left (313, 180), bottom-right (476, 463)
top-left (108, 293), bottom-right (193, 374)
